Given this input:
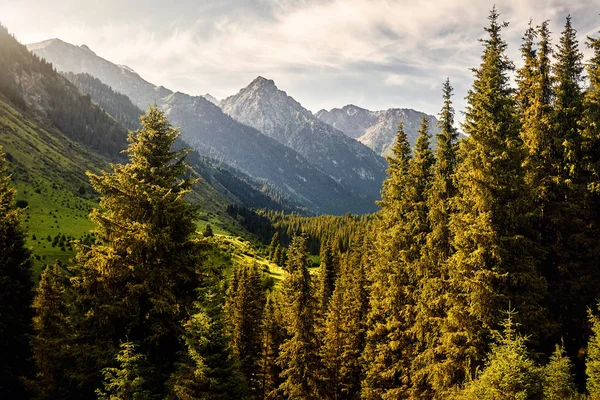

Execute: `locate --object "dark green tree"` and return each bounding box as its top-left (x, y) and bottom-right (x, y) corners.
top-left (66, 106), bottom-right (204, 396)
top-left (446, 7), bottom-right (547, 384)
top-left (413, 79), bottom-right (459, 395)
top-left (260, 292), bottom-right (286, 400)
top-left (587, 306), bottom-right (600, 398)
top-left (316, 237), bottom-right (337, 318)
top-left (276, 235), bottom-right (320, 399)
top-left (0, 146), bottom-right (34, 398)
top-left (96, 342), bottom-right (153, 400)
top-left (203, 223), bottom-right (214, 237)
top-left (225, 263), bottom-right (266, 395)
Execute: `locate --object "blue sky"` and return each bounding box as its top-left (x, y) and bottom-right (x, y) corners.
top-left (3, 0), bottom-right (598, 120)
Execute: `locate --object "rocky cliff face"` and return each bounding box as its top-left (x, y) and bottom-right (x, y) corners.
top-left (316, 104), bottom-right (439, 156)
top-left (221, 77), bottom-right (387, 203)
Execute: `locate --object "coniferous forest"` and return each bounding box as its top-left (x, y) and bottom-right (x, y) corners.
top-left (3, 6), bottom-right (600, 400)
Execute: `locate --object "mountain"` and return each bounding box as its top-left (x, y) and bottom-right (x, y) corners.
top-left (28, 39), bottom-right (372, 214)
top-left (315, 104), bottom-right (439, 156)
top-left (202, 93), bottom-right (220, 106)
top-left (220, 77), bottom-right (387, 204)
top-left (62, 71), bottom-right (305, 213)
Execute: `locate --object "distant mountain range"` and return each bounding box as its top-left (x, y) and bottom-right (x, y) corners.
top-left (220, 77), bottom-right (387, 204)
top-left (28, 39), bottom-right (374, 214)
top-left (316, 105), bottom-right (439, 156)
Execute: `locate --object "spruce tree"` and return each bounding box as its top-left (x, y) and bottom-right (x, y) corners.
top-left (67, 106), bottom-right (203, 396)
top-left (446, 7), bottom-right (547, 384)
top-left (260, 292), bottom-right (286, 400)
top-left (320, 247), bottom-right (369, 400)
top-left (413, 79), bottom-right (459, 394)
top-left (0, 145), bottom-right (34, 398)
top-left (316, 237), bottom-right (337, 318)
top-left (543, 345), bottom-right (577, 400)
top-left (169, 258), bottom-right (246, 399)
top-left (362, 123), bottom-right (413, 399)
top-left (30, 263), bottom-right (74, 399)
top-left (96, 342), bottom-right (153, 400)
top-left (584, 28), bottom-right (600, 195)
top-left (268, 232), bottom-right (280, 261)
top-left (587, 306), bottom-right (600, 398)
top-left (277, 235), bottom-right (320, 399)
top-left (547, 15), bottom-right (595, 366)
top-left (454, 311), bottom-right (543, 400)
top-left (225, 263), bottom-right (266, 395)
top-left (362, 117), bottom-right (433, 398)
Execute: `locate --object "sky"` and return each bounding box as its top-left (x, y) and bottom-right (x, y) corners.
top-left (2, 0), bottom-right (599, 119)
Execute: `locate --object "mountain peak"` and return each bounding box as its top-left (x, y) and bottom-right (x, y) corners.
top-left (249, 76), bottom-right (276, 89)
top-left (79, 44), bottom-right (95, 54)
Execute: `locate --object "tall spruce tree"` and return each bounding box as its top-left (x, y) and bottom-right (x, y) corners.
top-left (588, 306), bottom-right (600, 398)
top-left (362, 118), bottom-right (433, 398)
top-left (225, 263), bottom-right (266, 395)
top-left (547, 15), bottom-right (596, 368)
top-left (413, 79), bottom-right (460, 395)
top-left (362, 123), bottom-right (414, 399)
top-left (0, 146), bottom-right (34, 398)
top-left (316, 237), bottom-right (337, 319)
top-left (66, 106), bottom-right (204, 396)
top-left (446, 7), bottom-right (547, 384)
top-left (260, 292), bottom-right (286, 400)
top-left (320, 247), bottom-right (369, 400)
top-left (277, 235), bottom-right (320, 399)
top-left (30, 263), bottom-right (74, 399)
top-left (584, 28), bottom-right (600, 195)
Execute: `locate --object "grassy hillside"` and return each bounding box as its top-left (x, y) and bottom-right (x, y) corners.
top-left (0, 96), bottom-right (255, 274)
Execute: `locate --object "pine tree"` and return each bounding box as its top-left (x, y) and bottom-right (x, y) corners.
top-left (587, 306), bottom-right (600, 399)
top-left (547, 15), bottom-right (596, 366)
top-left (0, 145), bottom-right (34, 398)
top-left (584, 28), bottom-right (600, 195)
top-left (446, 7), bottom-right (547, 384)
top-left (316, 237), bottom-right (337, 318)
top-left (96, 342), bottom-right (153, 400)
top-left (454, 311), bottom-right (543, 400)
top-left (362, 117), bottom-right (433, 398)
top-left (413, 79), bottom-right (460, 394)
top-left (67, 106), bottom-right (204, 396)
top-left (277, 235), bottom-right (320, 399)
top-left (362, 123), bottom-right (414, 399)
top-left (543, 344), bottom-right (577, 400)
top-left (320, 247), bottom-right (369, 400)
top-left (268, 232), bottom-right (280, 261)
top-left (169, 258), bottom-right (246, 399)
top-left (225, 263), bottom-right (266, 395)
top-left (30, 263), bottom-right (74, 399)
top-left (203, 223), bottom-right (214, 237)
top-left (260, 292), bottom-right (286, 400)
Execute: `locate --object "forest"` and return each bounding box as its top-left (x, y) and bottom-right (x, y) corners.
top-left (2, 6), bottom-right (600, 400)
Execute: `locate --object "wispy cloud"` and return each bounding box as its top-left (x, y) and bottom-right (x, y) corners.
top-left (2, 0), bottom-right (598, 117)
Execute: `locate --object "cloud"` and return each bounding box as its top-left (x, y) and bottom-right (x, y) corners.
top-left (2, 0), bottom-right (598, 118)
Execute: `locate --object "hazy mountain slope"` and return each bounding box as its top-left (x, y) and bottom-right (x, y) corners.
top-left (28, 39), bottom-right (369, 214)
top-left (63, 71), bottom-right (306, 213)
top-left (316, 104), bottom-right (439, 156)
top-left (220, 77), bottom-right (387, 204)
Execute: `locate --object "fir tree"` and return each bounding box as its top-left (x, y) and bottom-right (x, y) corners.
top-left (316, 237), bottom-right (337, 319)
top-left (543, 344), bottom-right (577, 400)
top-left (0, 145), bottom-right (34, 398)
top-left (547, 15), bottom-right (596, 367)
top-left (268, 232), bottom-right (280, 261)
top-left (67, 106), bottom-right (204, 396)
top-left (96, 342), bottom-right (153, 400)
top-left (225, 263), bottom-right (266, 395)
top-left (169, 257), bottom-right (246, 399)
top-left (320, 248), bottom-right (369, 400)
top-left (446, 7), bottom-right (547, 384)
top-left (587, 306), bottom-right (600, 398)
top-left (277, 235), bottom-right (320, 399)
top-left (413, 79), bottom-right (460, 395)
top-left (363, 117), bottom-right (433, 398)
top-left (30, 263), bottom-right (73, 399)
top-left (454, 311), bottom-right (543, 400)
top-left (203, 223), bottom-right (214, 237)
top-left (260, 292), bottom-right (286, 400)
top-left (362, 123), bottom-right (413, 399)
